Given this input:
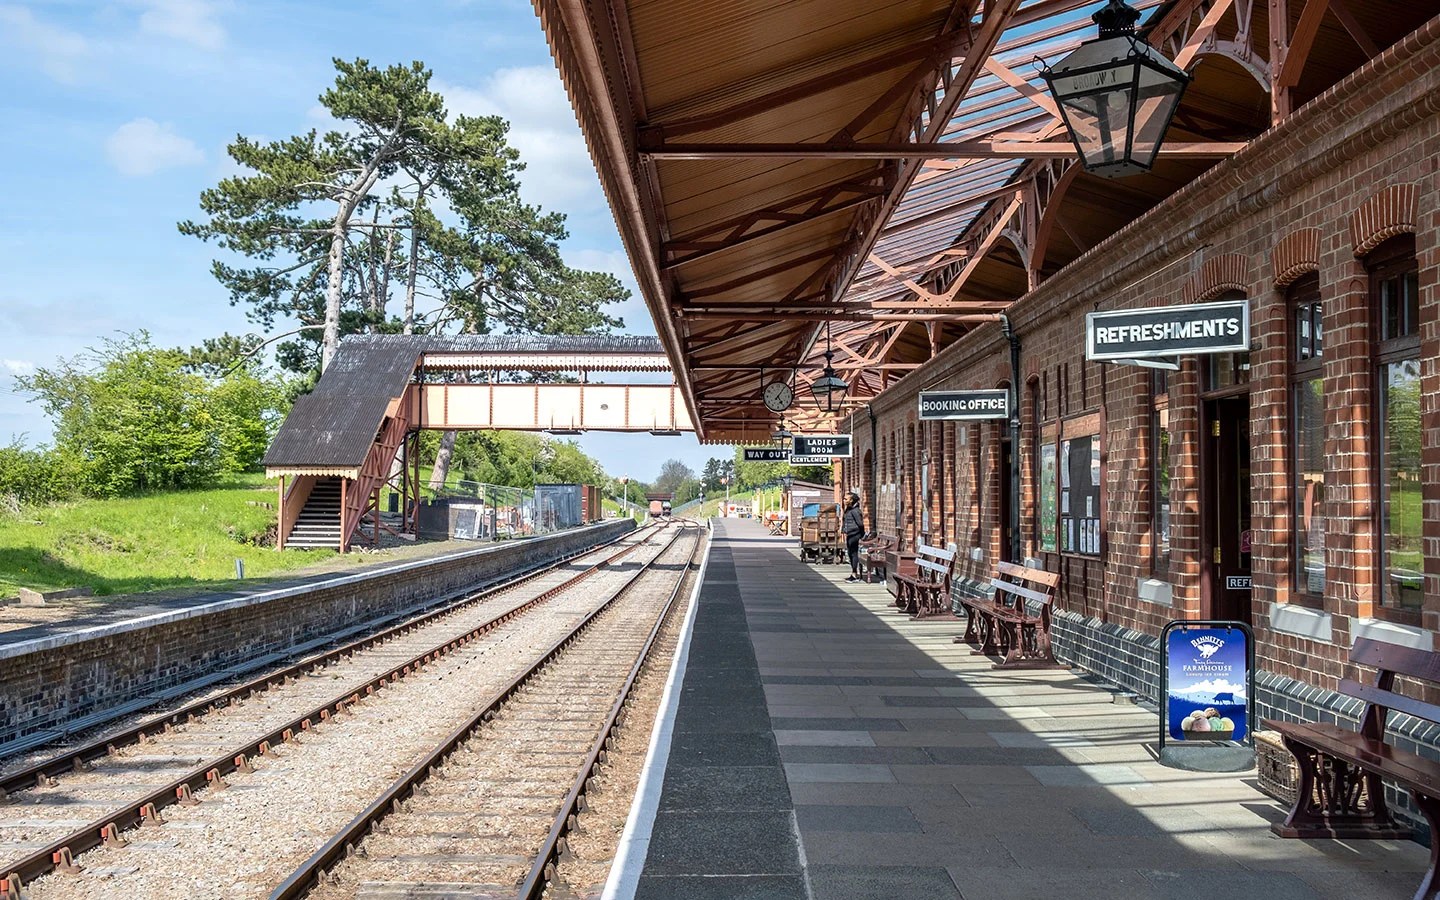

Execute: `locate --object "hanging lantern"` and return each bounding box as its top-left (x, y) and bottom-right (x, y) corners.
top-left (1038, 0), bottom-right (1190, 178)
top-left (808, 323), bottom-right (850, 413)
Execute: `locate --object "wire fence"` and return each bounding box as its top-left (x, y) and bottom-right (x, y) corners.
top-left (428, 481), bottom-right (578, 539)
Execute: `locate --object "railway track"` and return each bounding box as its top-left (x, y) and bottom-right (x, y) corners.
top-left (0, 523), bottom-right (675, 898)
top-left (276, 522), bottom-right (704, 900)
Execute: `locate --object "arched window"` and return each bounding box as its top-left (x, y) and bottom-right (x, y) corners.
top-left (1368, 235), bottom-right (1421, 619)
top-left (1288, 272), bottom-right (1324, 605)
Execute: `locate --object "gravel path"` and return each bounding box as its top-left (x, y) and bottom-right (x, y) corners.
top-left (15, 527), bottom-right (681, 900)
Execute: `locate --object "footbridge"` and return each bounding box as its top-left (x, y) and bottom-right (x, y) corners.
top-left (263, 334), bottom-right (692, 552)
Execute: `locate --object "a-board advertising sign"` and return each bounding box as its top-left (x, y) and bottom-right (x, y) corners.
top-left (791, 434), bottom-right (852, 458)
top-left (918, 389), bottom-right (1010, 421)
top-left (743, 447), bottom-right (791, 462)
top-left (1086, 299), bottom-right (1250, 361)
top-left (1159, 620), bottom-right (1253, 748)
top-left (788, 455), bottom-right (833, 466)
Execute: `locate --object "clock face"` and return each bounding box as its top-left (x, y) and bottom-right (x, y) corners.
top-left (762, 380), bottom-right (794, 412)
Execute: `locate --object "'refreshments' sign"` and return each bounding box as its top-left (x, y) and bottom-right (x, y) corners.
top-left (1086, 299), bottom-right (1250, 361)
top-left (918, 389), bottom-right (1010, 421)
top-left (1164, 624), bottom-right (1250, 744)
top-left (791, 434), bottom-right (852, 458)
top-left (742, 448), bottom-right (790, 462)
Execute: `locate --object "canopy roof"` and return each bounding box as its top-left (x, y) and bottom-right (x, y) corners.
top-left (535, 0), bottom-right (1432, 442)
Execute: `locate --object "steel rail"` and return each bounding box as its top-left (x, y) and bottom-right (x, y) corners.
top-left (518, 523), bottom-right (703, 898)
top-left (0, 524), bottom-right (646, 795)
top-left (0, 523), bottom-right (668, 892)
top-left (266, 523), bottom-right (697, 900)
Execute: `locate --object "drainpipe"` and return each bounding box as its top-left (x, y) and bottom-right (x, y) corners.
top-left (867, 403), bottom-right (879, 530)
top-left (1000, 315), bottom-right (1022, 564)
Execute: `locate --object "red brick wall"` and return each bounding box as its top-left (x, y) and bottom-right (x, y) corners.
top-left (846, 20), bottom-right (1440, 694)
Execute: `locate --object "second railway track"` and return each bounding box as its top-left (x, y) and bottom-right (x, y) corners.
top-left (0, 522), bottom-right (686, 898)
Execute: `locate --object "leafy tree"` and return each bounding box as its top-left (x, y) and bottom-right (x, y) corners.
top-left (181, 59), bottom-right (449, 370)
top-left (653, 459), bottom-right (696, 496)
top-left (15, 333), bottom-right (288, 496)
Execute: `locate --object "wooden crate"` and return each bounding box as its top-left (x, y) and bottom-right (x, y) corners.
top-left (1254, 730), bottom-right (1297, 807)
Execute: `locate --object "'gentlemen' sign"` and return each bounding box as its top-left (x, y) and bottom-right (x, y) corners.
top-left (1086, 299), bottom-right (1249, 361)
top-left (742, 448), bottom-right (790, 462)
top-left (791, 434), bottom-right (852, 458)
top-left (919, 389), bottom-right (1010, 421)
top-left (788, 455), bottom-right (833, 466)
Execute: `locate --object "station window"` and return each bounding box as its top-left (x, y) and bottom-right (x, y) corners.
top-left (1369, 237), bottom-right (1422, 619)
top-left (1151, 369), bottom-right (1171, 579)
top-left (1206, 290), bottom-right (1251, 391)
top-left (1289, 273), bottom-right (1325, 606)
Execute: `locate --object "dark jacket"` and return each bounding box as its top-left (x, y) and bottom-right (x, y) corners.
top-left (842, 503), bottom-right (865, 538)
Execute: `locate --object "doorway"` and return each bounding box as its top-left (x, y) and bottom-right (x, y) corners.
top-left (1202, 395), bottom-right (1252, 624)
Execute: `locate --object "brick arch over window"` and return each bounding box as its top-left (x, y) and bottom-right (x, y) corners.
top-left (1271, 228), bottom-right (1322, 288)
top-left (1349, 183), bottom-right (1419, 257)
top-left (1182, 253), bottom-right (1253, 303)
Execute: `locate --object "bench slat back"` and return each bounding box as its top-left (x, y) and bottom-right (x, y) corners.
top-left (1339, 678), bottom-right (1440, 728)
top-left (916, 543), bottom-right (956, 562)
top-left (991, 578), bottom-right (1052, 606)
top-left (1352, 638), bottom-right (1440, 683)
top-left (917, 558), bottom-right (950, 576)
top-left (996, 561), bottom-right (1060, 589)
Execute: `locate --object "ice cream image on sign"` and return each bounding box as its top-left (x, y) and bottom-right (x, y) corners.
top-left (1166, 627), bottom-right (1248, 743)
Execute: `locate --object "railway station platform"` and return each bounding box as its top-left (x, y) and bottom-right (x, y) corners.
top-left (624, 519), bottom-right (1427, 900)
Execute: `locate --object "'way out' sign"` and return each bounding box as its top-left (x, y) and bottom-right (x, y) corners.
top-left (791, 434), bottom-right (852, 458)
top-left (918, 389), bottom-right (1010, 421)
top-left (1086, 299), bottom-right (1249, 361)
top-left (742, 448), bottom-right (790, 462)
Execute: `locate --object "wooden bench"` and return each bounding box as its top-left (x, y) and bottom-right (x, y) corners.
top-left (1266, 639), bottom-right (1440, 885)
top-left (955, 561), bottom-right (1061, 668)
top-left (859, 533), bottom-right (897, 583)
top-left (892, 543), bottom-right (957, 619)
top-left (884, 544), bottom-right (916, 603)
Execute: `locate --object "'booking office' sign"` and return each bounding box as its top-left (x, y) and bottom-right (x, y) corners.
top-left (918, 389), bottom-right (1010, 421)
top-left (1086, 299), bottom-right (1249, 361)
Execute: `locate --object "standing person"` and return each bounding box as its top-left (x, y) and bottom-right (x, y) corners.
top-left (842, 490), bottom-right (866, 583)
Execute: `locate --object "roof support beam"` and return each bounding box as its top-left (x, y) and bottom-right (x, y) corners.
top-left (661, 176), bottom-right (887, 270)
top-left (641, 141), bottom-right (1242, 159)
top-left (641, 32), bottom-right (972, 141)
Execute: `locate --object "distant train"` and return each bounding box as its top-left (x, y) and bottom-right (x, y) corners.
top-left (647, 499), bottom-right (673, 517)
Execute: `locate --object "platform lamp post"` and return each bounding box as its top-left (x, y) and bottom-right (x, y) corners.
top-left (809, 322), bottom-right (850, 414)
top-left (1037, 0), bottom-right (1190, 179)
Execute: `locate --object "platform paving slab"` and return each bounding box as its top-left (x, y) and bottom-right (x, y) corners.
top-left (631, 518), bottom-right (1427, 900)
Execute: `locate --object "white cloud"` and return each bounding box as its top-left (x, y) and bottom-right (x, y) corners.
top-left (436, 67), bottom-right (601, 213)
top-left (139, 0), bottom-right (226, 50)
top-left (0, 5), bottom-right (91, 83)
top-left (106, 118), bottom-right (206, 176)
top-left (2, 360), bottom-right (34, 376)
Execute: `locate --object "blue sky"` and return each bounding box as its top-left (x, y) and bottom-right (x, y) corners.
top-left (0, 0), bottom-right (721, 483)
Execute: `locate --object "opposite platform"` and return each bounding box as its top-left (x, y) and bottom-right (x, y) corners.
top-left (629, 517), bottom-right (1426, 900)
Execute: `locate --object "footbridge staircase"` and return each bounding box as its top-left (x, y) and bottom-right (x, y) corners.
top-left (264, 334), bottom-right (692, 552)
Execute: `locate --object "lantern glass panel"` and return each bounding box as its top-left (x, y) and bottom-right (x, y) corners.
top-left (1045, 36), bottom-right (1187, 178)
